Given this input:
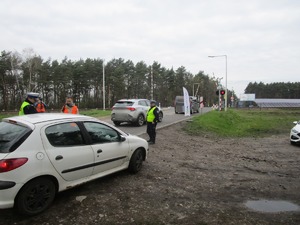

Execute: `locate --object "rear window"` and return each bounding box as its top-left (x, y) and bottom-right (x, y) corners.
top-left (175, 96), bottom-right (184, 102)
top-left (0, 121), bottom-right (32, 153)
top-left (114, 101), bottom-right (134, 107)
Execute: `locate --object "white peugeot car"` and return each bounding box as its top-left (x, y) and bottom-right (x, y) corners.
top-left (290, 120), bottom-right (300, 145)
top-left (0, 113), bottom-right (148, 215)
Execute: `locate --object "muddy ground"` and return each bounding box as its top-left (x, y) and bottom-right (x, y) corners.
top-left (1, 121), bottom-right (300, 225)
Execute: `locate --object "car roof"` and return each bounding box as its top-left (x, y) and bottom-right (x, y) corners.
top-left (2, 113), bottom-right (95, 129)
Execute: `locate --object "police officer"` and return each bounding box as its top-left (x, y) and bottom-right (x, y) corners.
top-left (146, 100), bottom-right (159, 144)
top-left (19, 92), bottom-right (39, 115)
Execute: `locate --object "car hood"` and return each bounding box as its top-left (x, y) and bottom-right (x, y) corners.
top-left (126, 134), bottom-right (148, 145)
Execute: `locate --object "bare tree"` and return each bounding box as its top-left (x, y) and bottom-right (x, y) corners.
top-left (10, 51), bottom-right (23, 101)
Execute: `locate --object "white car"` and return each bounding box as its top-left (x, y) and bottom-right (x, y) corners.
top-left (0, 113), bottom-right (148, 215)
top-left (290, 120), bottom-right (300, 145)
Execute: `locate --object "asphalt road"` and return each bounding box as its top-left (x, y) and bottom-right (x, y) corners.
top-left (101, 107), bottom-right (212, 136)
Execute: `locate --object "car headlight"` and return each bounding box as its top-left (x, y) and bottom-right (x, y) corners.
top-left (292, 128), bottom-right (298, 133)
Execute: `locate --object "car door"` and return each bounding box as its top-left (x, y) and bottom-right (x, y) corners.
top-left (83, 122), bottom-right (130, 175)
top-left (42, 122), bottom-right (95, 181)
top-left (139, 100), bottom-right (150, 118)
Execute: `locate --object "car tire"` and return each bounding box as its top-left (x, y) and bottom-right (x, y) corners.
top-left (113, 121), bottom-right (121, 126)
top-left (136, 114), bottom-right (145, 126)
top-left (15, 177), bottom-right (56, 216)
top-left (175, 111), bottom-right (178, 114)
top-left (128, 149), bottom-right (144, 174)
top-left (158, 111), bottom-right (163, 122)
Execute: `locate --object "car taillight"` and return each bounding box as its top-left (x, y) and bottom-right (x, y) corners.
top-left (127, 107), bottom-right (136, 111)
top-left (0, 158), bottom-right (28, 173)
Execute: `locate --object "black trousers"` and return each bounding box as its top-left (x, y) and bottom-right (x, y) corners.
top-left (147, 122), bottom-right (156, 143)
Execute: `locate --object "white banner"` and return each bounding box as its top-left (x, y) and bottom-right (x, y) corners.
top-left (183, 87), bottom-right (190, 116)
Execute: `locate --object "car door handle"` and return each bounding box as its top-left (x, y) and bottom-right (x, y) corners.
top-left (97, 149), bottom-right (103, 153)
top-left (55, 155), bottom-right (63, 160)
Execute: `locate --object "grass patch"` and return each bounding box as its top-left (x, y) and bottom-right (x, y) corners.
top-left (80, 109), bottom-right (111, 117)
top-left (0, 112), bottom-right (18, 120)
top-left (185, 109), bottom-right (299, 137)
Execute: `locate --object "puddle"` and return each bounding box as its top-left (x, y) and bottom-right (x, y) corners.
top-left (245, 200), bottom-right (300, 213)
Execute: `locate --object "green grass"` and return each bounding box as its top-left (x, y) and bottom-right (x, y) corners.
top-left (0, 109), bottom-right (111, 120)
top-left (80, 109), bottom-right (111, 117)
top-left (185, 109), bottom-right (299, 137)
top-left (0, 112), bottom-right (18, 120)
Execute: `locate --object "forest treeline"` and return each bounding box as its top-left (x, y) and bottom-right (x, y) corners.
top-left (0, 49), bottom-right (234, 110)
top-left (3, 49), bottom-right (297, 111)
top-left (245, 82), bottom-right (300, 99)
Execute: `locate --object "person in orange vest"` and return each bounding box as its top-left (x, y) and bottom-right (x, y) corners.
top-left (61, 96), bottom-right (79, 114)
top-left (35, 97), bottom-right (47, 113)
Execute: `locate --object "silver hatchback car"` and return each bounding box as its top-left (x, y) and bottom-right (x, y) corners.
top-left (111, 99), bottom-right (163, 126)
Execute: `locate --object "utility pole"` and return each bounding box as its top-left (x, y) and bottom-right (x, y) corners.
top-left (150, 66), bottom-right (153, 100)
top-left (208, 55), bottom-right (228, 111)
top-left (103, 60), bottom-right (105, 111)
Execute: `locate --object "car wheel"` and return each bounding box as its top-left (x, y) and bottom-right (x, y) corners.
top-left (15, 177), bottom-right (56, 216)
top-left (113, 121), bottom-right (121, 126)
top-left (128, 149), bottom-right (144, 174)
top-left (136, 114), bottom-right (145, 126)
top-left (158, 112), bottom-right (163, 122)
top-left (175, 111), bottom-right (178, 114)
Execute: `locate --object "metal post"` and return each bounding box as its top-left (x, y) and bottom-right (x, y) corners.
top-left (225, 55), bottom-right (227, 111)
top-left (193, 83), bottom-right (200, 97)
top-left (103, 61), bottom-right (105, 111)
top-left (193, 83), bottom-right (195, 96)
top-left (208, 55), bottom-right (228, 111)
top-left (219, 90), bottom-right (221, 111)
top-left (150, 66), bottom-right (153, 100)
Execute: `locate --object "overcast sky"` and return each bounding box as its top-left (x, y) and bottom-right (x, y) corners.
top-left (1, 0), bottom-right (299, 96)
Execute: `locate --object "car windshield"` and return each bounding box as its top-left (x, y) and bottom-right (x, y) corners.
top-left (114, 101), bottom-right (134, 107)
top-left (0, 121), bottom-right (32, 153)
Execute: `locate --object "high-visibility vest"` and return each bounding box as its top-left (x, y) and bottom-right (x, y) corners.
top-left (36, 103), bottom-right (46, 113)
top-left (19, 101), bottom-right (30, 116)
top-left (63, 105), bottom-right (78, 114)
top-left (147, 107), bottom-right (157, 122)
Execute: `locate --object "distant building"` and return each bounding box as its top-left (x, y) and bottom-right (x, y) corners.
top-left (254, 99), bottom-right (300, 108)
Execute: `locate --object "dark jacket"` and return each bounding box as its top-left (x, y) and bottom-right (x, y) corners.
top-left (23, 99), bottom-right (38, 115)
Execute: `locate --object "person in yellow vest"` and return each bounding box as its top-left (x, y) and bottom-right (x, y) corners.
top-left (61, 96), bottom-right (79, 114)
top-left (19, 92), bottom-right (39, 115)
top-left (146, 100), bottom-right (159, 144)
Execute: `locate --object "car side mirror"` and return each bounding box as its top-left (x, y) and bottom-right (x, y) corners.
top-left (293, 121), bottom-right (298, 125)
top-left (120, 135), bottom-right (126, 142)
